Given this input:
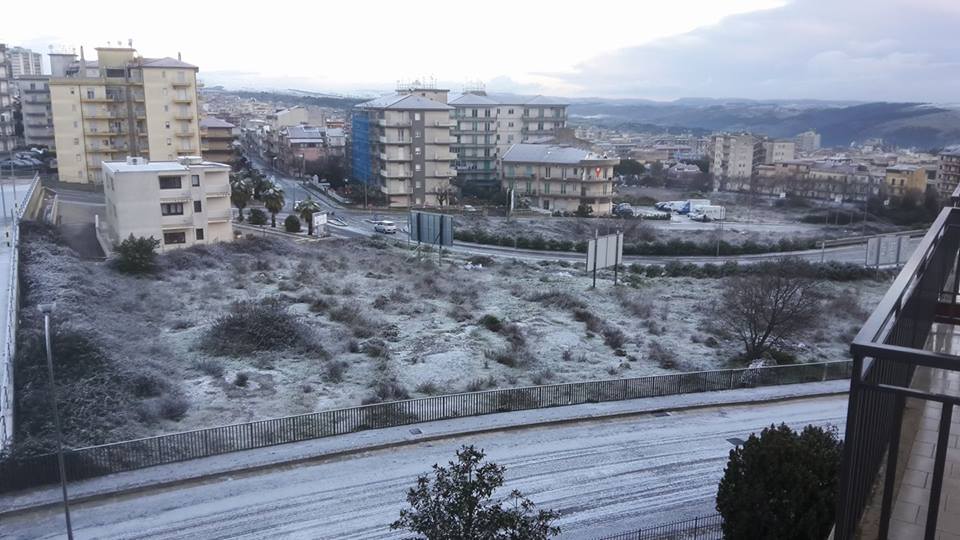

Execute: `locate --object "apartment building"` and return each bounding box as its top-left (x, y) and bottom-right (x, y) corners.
top-left (500, 144), bottom-right (619, 215)
top-left (448, 91), bottom-right (569, 188)
top-left (49, 46), bottom-right (202, 184)
top-left (199, 116), bottom-right (237, 166)
top-left (0, 45), bottom-right (14, 154)
top-left (277, 125), bottom-right (345, 175)
top-left (935, 145), bottom-right (960, 199)
top-left (885, 164), bottom-right (927, 197)
top-left (708, 134), bottom-right (764, 191)
top-left (13, 76), bottom-right (54, 148)
top-left (102, 156), bottom-right (232, 251)
top-left (794, 130), bottom-right (821, 153)
top-left (762, 139), bottom-right (796, 164)
top-left (350, 92), bottom-right (456, 207)
top-left (8, 47), bottom-right (42, 77)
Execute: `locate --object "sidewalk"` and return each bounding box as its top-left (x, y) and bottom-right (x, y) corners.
top-left (0, 379), bottom-right (849, 517)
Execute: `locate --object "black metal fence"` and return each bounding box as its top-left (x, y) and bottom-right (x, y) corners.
top-left (594, 514), bottom-right (723, 540)
top-left (836, 206), bottom-right (960, 539)
top-left (0, 360), bottom-right (851, 493)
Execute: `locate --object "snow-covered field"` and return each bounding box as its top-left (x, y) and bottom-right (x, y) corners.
top-left (16, 227), bottom-right (886, 444)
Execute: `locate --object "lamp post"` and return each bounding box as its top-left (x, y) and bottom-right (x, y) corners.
top-left (38, 303), bottom-right (74, 540)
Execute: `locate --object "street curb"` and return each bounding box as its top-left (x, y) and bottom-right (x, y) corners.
top-left (0, 387), bottom-right (848, 518)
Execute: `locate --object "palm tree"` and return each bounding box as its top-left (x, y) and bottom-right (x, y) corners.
top-left (295, 198), bottom-right (323, 236)
top-left (230, 174), bottom-right (254, 222)
top-left (261, 183), bottom-right (286, 228)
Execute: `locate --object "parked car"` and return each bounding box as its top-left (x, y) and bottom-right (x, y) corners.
top-left (374, 220), bottom-right (397, 234)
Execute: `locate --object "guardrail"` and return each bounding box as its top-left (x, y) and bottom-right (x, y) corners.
top-left (0, 173), bottom-right (39, 452)
top-left (594, 514), bottom-right (723, 540)
top-left (0, 359), bottom-right (851, 493)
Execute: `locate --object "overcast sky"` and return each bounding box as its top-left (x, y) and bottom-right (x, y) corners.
top-left (5, 0), bottom-right (958, 102)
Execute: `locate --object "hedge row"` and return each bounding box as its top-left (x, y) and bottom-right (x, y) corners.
top-left (626, 259), bottom-right (892, 281)
top-left (454, 230), bottom-right (820, 256)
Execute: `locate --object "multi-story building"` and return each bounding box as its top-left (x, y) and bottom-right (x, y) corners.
top-left (448, 91), bottom-right (569, 189)
top-left (499, 144), bottom-right (619, 215)
top-left (277, 125), bottom-right (345, 176)
top-left (794, 130), bottom-right (821, 153)
top-left (762, 140), bottom-right (796, 164)
top-left (935, 145), bottom-right (960, 199)
top-left (7, 47), bottom-right (42, 77)
top-left (351, 91), bottom-right (456, 207)
top-left (885, 164), bottom-right (927, 197)
top-left (199, 117), bottom-right (237, 166)
top-left (0, 45), bottom-right (15, 154)
top-left (102, 156), bottom-right (232, 251)
top-left (13, 76), bottom-right (54, 148)
top-left (50, 46), bottom-right (202, 184)
top-left (709, 134), bottom-right (764, 191)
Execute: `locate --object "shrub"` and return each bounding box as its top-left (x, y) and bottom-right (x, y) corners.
top-left (324, 360), bottom-right (347, 383)
top-left (363, 380), bottom-right (410, 404)
top-left (530, 369), bottom-right (555, 386)
top-left (484, 346), bottom-right (529, 368)
top-left (479, 314), bottom-right (502, 332)
top-left (602, 326), bottom-right (627, 349)
top-left (648, 340), bottom-right (678, 369)
top-left (527, 290), bottom-right (586, 310)
top-left (363, 338), bottom-right (390, 359)
top-left (573, 309), bottom-right (603, 333)
top-left (416, 381), bottom-right (440, 395)
top-left (201, 297), bottom-right (314, 356)
top-left (193, 359), bottom-right (225, 378)
top-left (284, 214), bottom-right (302, 233)
top-left (467, 255), bottom-right (495, 267)
top-left (248, 208), bottom-right (268, 225)
top-left (112, 235), bottom-right (160, 274)
top-left (129, 372), bottom-right (167, 398)
top-left (233, 372), bottom-right (250, 387)
top-left (620, 295), bottom-right (654, 319)
top-left (158, 393), bottom-right (189, 421)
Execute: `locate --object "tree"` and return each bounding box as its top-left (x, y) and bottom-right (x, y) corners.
top-left (261, 183), bottom-right (286, 228)
top-left (230, 174), bottom-right (254, 222)
top-left (113, 235), bottom-right (160, 274)
top-left (248, 208), bottom-right (268, 225)
top-left (391, 445), bottom-right (560, 540)
top-left (614, 158), bottom-right (644, 177)
top-left (715, 258), bottom-right (820, 360)
top-left (717, 423), bottom-right (842, 540)
top-left (284, 214), bottom-right (301, 233)
top-left (295, 198), bottom-right (322, 236)
top-left (575, 203), bottom-right (593, 218)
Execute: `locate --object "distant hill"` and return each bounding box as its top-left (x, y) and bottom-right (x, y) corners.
top-left (228, 90), bottom-right (365, 111)
top-left (569, 100), bottom-right (960, 148)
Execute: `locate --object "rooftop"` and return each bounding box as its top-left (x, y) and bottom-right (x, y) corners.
top-left (449, 93), bottom-right (569, 107)
top-left (356, 93), bottom-right (452, 111)
top-left (501, 144), bottom-right (614, 164)
top-left (103, 158), bottom-right (229, 174)
top-left (199, 117), bottom-right (236, 129)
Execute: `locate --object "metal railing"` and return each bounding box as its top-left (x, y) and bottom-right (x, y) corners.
top-left (594, 514), bottom-right (723, 540)
top-left (0, 360), bottom-right (850, 493)
top-left (836, 204), bottom-right (960, 539)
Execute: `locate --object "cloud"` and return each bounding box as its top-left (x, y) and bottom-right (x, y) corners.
top-left (546, 0), bottom-right (960, 102)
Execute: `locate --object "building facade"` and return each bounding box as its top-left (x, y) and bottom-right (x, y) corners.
top-left (351, 92), bottom-right (456, 207)
top-left (709, 134), bottom-right (764, 191)
top-left (499, 144), bottom-right (619, 215)
top-left (102, 156), bottom-right (232, 251)
top-left (7, 47), bottom-right (42, 77)
top-left (50, 47), bottom-right (202, 184)
top-left (762, 140), bottom-right (796, 164)
top-left (885, 164), bottom-right (927, 197)
top-left (13, 76), bottom-right (54, 148)
top-left (448, 92), bottom-right (569, 189)
top-left (0, 45), bottom-right (14, 154)
top-left (936, 146), bottom-right (960, 200)
top-left (794, 130), bottom-right (822, 153)
top-left (277, 125), bottom-right (344, 176)
top-left (199, 116), bottom-right (237, 166)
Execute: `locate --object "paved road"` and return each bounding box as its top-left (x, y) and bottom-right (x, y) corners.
top-left (2, 395), bottom-right (847, 539)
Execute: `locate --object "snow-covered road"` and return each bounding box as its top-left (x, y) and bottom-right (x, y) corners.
top-left (2, 395), bottom-right (847, 540)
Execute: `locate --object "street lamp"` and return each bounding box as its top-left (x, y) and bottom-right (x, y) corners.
top-left (38, 303), bottom-right (74, 540)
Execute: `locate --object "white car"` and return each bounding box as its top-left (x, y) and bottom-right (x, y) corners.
top-left (374, 221), bottom-right (397, 234)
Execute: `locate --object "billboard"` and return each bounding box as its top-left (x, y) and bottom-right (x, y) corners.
top-left (409, 211), bottom-right (454, 246)
top-left (587, 232), bottom-right (624, 271)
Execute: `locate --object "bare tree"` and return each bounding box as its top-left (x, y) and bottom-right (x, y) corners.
top-left (716, 259), bottom-right (820, 360)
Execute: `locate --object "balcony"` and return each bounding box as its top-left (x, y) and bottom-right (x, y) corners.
top-left (205, 189), bottom-right (230, 198)
top-left (86, 144), bottom-right (129, 154)
top-left (175, 131), bottom-right (196, 137)
top-left (381, 167), bottom-right (413, 179)
top-left (377, 118), bottom-right (411, 127)
top-left (835, 204), bottom-right (960, 540)
top-left (171, 80), bottom-right (191, 87)
top-left (426, 152), bottom-right (456, 161)
top-left (432, 119), bottom-right (455, 127)
top-left (378, 136), bottom-right (409, 145)
top-left (174, 113), bottom-right (194, 120)
top-left (172, 97), bottom-right (193, 104)
top-left (160, 214), bottom-right (194, 228)
top-left (206, 209), bottom-right (231, 222)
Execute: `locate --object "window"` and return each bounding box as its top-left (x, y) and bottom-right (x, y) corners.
top-left (544, 183), bottom-right (551, 194)
top-left (191, 174), bottom-right (200, 186)
top-left (70, 88), bottom-right (75, 95)
top-left (414, 113), bottom-right (420, 121)
top-left (545, 167), bottom-right (552, 178)
top-left (73, 121), bottom-right (78, 128)
top-left (161, 203), bottom-right (184, 215)
top-left (163, 232), bottom-right (186, 245)
top-left (167, 138), bottom-right (172, 146)
top-left (508, 122), bottom-right (514, 128)
top-left (414, 130), bottom-right (421, 138)
top-left (415, 164), bottom-right (421, 172)
top-left (193, 201), bottom-right (202, 212)
top-left (159, 176), bottom-right (182, 189)
top-left (508, 108), bottom-right (514, 114)
top-left (165, 121), bottom-right (170, 129)
top-left (86, 90), bottom-right (95, 99)
top-left (414, 147), bottom-right (421, 156)
top-left (195, 228), bottom-right (204, 240)
top-left (106, 68), bottom-right (124, 78)
top-left (73, 138), bottom-right (79, 145)
top-left (164, 105), bottom-right (169, 112)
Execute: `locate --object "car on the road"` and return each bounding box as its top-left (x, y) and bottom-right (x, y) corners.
top-left (463, 204), bottom-right (479, 213)
top-left (374, 220), bottom-right (397, 234)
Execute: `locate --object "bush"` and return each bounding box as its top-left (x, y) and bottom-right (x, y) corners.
top-left (648, 340), bottom-right (678, 369)
top-left (158, 393), bottom-right (189, 421)
top-left (233, 372), bottom-right (250, 387)
top-left (192, 359), bottom-right (224, 378)
top-left (416, 381), bottom-right (440, 395)
top-left (201, 297), bottom-right (314, 356)
top-left (362, 380), bottom-right (410, 404)
top-left (248, 208), bottom-right (268, 225)
top-left (324, 360), bottom-right (348, 382)
top-left (528, 290), bottom-right (586, 310)
top-left (479, 314), bottom-right (503, 332)
top-left (284, 214), bottom-right (302, 233)
top-left (602, 326), bottom-right (627, 349)
top-left (717, 424), bottom-right (842, 540)
top-left (112, 235), bottom-right (160, 274)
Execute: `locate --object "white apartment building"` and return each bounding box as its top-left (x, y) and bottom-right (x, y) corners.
top-left (709, 134), bottom-right (764, 191)
top-left (8, 47), bottom-right (43, 77)
top-left (762, 140), bottom-right (796, 164)
top-left (102, 156), bottom-right (233, 251)
top-left (500, 144), bottom-right (619, 215)
top-left (795, 130), bottom-right (822, 153)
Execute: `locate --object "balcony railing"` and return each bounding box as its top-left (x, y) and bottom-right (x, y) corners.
top-left (836, 204), bottom-right (960, 539)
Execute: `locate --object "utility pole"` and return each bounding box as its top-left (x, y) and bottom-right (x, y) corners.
top-left (39, 303), bottom-right (74, 540)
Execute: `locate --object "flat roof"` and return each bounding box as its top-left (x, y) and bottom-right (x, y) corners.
top-left (501, 143), bottom-right (613, 164)
top-left (103, 159), bottom-right (230, 173)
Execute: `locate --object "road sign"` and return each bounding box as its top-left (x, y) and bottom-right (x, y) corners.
top-left (587, 232), bottom-right (624, 288)
top-left (409, 211), bottom-right (454, 246)
top-left (312, 212), bottom-right (328, 237)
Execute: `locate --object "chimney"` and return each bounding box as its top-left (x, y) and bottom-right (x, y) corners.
top-left (79, 46), bottom-right (86, 75)
top-left (178, 52), bottom-right (182, 61)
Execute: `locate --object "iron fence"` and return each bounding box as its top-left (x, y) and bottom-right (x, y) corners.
top-left (0, 360), bottom-right (851, 493)
top-left (594, 514), bottom-right (723, 540)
